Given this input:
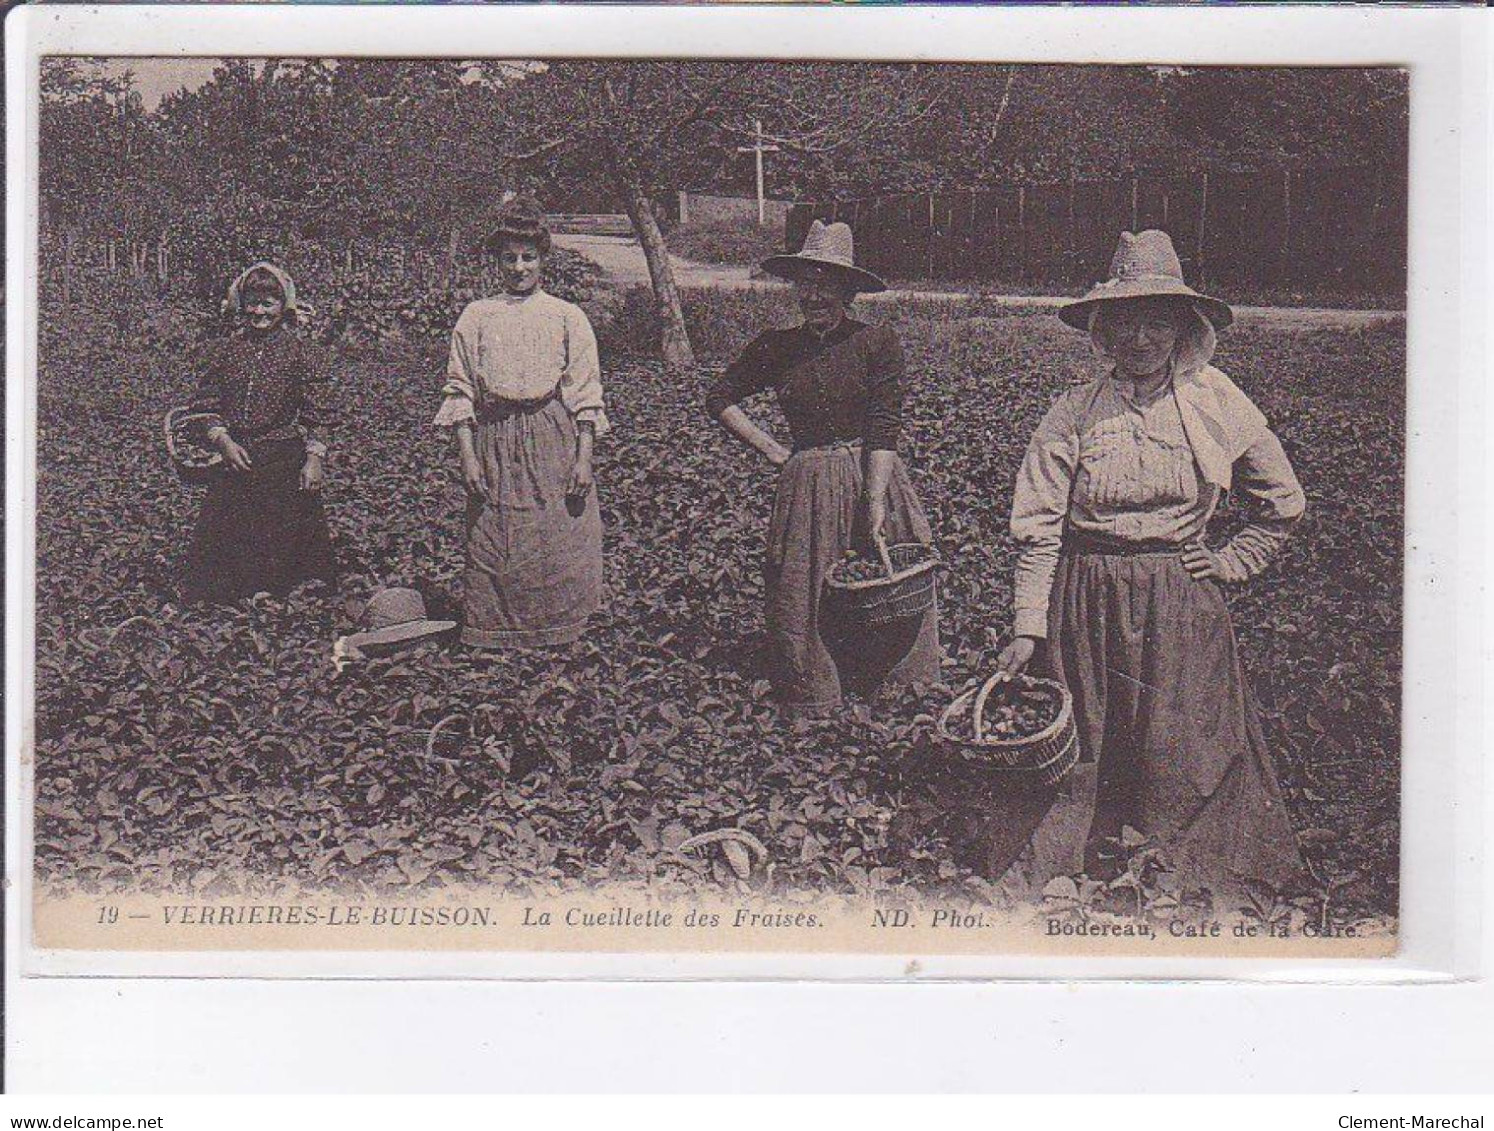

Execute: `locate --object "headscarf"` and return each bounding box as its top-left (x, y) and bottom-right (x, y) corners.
top-left (223, 261), bottom-right (301, 319)
top-left (1090, 302), bottom-right (1267, 492)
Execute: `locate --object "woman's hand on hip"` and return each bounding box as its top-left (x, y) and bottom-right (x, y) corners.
top-left (1181, 540), bottom-right (1226, 582)
top-left (299, 453), bottom-right (324, 493)
top-left (993, 635), bottom-right (1038, 680)
top-left (566, 454), bottom-right (595, 498)
top-left (216, 434), bottom-right (253, 473)
top-left (765, 442), bottom-right (792, 468)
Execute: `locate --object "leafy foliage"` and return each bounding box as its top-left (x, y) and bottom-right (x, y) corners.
top-left (33, 287), bottom-right (1403, 929)
top-left (664, 219), bottom-right (785, 268)
top-left (41, 244), bottom-right (600, 351)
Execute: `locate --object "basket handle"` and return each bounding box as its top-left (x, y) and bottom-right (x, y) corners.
top-left (970, 670), bottom-right (1008, 743)
top-left (874, 531), bottom-right (896, 579)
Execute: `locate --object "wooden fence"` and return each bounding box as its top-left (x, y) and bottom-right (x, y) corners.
top-left (788, 165), bottom-right (1407, 296)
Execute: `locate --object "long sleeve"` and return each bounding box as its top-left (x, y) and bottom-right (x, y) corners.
top-left (185, 343), bottom-right (228, 445)
top-left (862, 328), bottom-right (904, 452)
top-left (433, 308), bottom-right (479, 427)
top-left (298, 341), bottom-right (334, 456)
top-left (1214, 428), bottom-right (1306, 582)
top-left (558, 303), bottom-right (610, 437)
top-left (704, 332), bottom-right (777, 420)
top-left (1010, 391), bottom-right (1082, 639)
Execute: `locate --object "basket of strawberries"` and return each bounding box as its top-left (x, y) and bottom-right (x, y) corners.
top-left (164, 407), bottom-right (224, 487)
top-left (936, 671), bottom-right (1079, 787)
top-left (823, 534), bottom-right (939, 631)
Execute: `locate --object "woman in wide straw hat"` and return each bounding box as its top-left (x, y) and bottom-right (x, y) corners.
top-left (992, 229), bottom-right (1308, 903)
top-left (706, 220), bottom-right (940, 716)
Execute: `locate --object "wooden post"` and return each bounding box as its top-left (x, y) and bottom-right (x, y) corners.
top-left (1067, 169), bottom-right (1078, 275)
top-left (946, 197), bottom-right (956, 280)
top-left (968, 187), bottom-right (978, 277)
top-left (925, 192), bottom-right (936, 280)
top-left (993, 203), bottom-right (1001, 280)
top-left (1196, 171), bottom-right (1209, 277)
top-left (1282, 167), bottom-right (1293, 257)
top-left (735, 120), bottom-right (779, 227)
top-left (1017, 185), bottom-right (1027, 281)
top-left (1130, 177), bottom-right (1139, 231)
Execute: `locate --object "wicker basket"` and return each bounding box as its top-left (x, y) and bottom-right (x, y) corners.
top-left (936, 672), bottom-right (1079, 787)
top-left (164, 408), bottom-right (224, 487)
top-left (823, 540), bottom-right (939, 630)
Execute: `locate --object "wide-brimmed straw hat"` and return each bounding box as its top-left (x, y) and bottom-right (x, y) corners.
top-left (342, 587), bottom-right (456, 652)
top-left (760, 220), bottom-right (887, 294)
top-left (1060, 230), bottom-right (1233, 331)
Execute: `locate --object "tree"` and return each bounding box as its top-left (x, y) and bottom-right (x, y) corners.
top-left (488, 61), bottom-right (956, 370)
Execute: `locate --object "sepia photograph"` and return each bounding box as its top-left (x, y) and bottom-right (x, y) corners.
top-left (22, 41), bottom-right (1415, 964)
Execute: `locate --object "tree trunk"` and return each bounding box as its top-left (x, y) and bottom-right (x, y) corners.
top-left (611, 157), bottom-right (694, 372)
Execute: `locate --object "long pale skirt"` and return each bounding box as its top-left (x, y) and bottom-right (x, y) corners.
top-left (461, 398), bottom-right (602, 649)
top-left (764, 443), bottom-right (941, 713)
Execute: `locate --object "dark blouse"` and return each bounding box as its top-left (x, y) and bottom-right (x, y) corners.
top-left (704, 318), bottom-right (904, 452)
top-left (187, 330), bottom-right (333, 446)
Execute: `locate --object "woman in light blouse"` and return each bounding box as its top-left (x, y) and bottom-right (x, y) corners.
top-left (994, 230), bottom-right (1307, 901)
top-left (433, 198), bottom-right (608, 649)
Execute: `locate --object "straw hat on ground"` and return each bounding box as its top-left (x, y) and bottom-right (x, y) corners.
top-left (760, 220), bottom-right (887, 295)
top-left (1060, 229), bottom-right (1233, 331)
top-left (341, 587), bottom-right (457, 653)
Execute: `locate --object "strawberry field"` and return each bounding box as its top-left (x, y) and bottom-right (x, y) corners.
top-left (32, 286), bottom-right (1404, 929)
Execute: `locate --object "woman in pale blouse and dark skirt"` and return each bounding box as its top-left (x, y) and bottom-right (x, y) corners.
top-left (993, 230), bottom-right (1308, 904)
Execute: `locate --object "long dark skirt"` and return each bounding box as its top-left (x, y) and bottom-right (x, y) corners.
top-left (182, 436), bottom-right (336, 604)
top-left (764, 444), bottom-right (941, 713)
top-left (461, 398), bottom-right (603, 649)
top-left (987, 543), bottom-right (1306, 904)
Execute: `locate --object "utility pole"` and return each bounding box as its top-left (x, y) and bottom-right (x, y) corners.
top-left (736, 119), bottom-right (780, 226)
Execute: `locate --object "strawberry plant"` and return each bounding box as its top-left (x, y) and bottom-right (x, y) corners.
top-left (32, 285), bottom-right (1405, 930)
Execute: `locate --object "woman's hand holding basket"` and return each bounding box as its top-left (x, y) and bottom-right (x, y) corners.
top-left (214, 432), bottom-right (254, 473)
top-left (992, 635), bottom-right (1037, 681)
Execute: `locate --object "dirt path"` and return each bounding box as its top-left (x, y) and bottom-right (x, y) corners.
top-left (555, 232), bottom-right (1405, 331)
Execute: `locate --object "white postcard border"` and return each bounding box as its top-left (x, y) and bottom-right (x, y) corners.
top-left (5, 4), bottom-right (1485, 984)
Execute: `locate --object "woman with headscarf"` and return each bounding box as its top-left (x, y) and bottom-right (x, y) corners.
top-left (181, 262), bottom-right (337, 604)
top-left (706, 220), bottom-right (941, 717)
top-left (992, 230), bottom-right (1308, 901)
